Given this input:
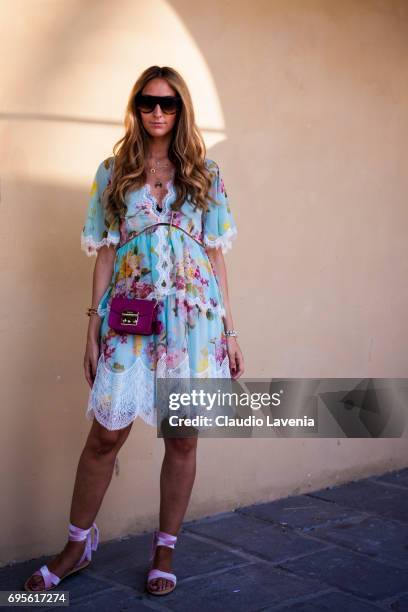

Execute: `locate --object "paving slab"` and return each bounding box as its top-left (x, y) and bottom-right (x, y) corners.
top-left (236, 493), bottom-right (367, 532)
top-left (33, 588), bottom-right (153, 611)
top-left (308, 478), bottom-right (408, 523)
top-left (373, 467), bottom-right (408, 488)
top-left (149, 563), bottom-right (323, 612)
top-left (184, 512), bottom-right (330, 563)
top-left (304, 514), bottom-right (408, 568)
top-left (262, 589), bottom-right (386, 611)
top-left (386, 591), bottom-right (408, 611)
top-left (280, 545), bottom-right (408, 600)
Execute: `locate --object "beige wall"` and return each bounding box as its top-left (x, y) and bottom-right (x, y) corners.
top-left (1, 0), bottom-right (408, 565)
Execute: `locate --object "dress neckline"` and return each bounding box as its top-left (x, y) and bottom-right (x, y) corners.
top-left (143, 179), bottom-right (174, 215)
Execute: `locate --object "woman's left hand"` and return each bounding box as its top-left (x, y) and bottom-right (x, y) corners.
top-left (226, 337), bottom-right (245, 379)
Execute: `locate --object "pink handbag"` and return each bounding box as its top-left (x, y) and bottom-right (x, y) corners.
top-left (108, 295), bottom-right (159, 335)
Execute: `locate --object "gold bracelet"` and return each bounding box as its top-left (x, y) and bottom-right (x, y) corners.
top-left (86, 307), bottom-right (99, 317)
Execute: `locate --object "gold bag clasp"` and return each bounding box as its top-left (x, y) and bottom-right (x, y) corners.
top-left (121, 310), bottom-right (139, 325)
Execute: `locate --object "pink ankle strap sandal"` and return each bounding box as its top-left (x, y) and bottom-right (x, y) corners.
top-left (146, 529), bottom-right (178, 596)
top-left (24, 522), bottom-right (100, 592)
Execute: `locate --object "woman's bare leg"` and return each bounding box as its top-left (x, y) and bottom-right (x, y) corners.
top-left (26, 417), bottom-right (133, 591)
top-left (148, 433), bottom-right (198, 593)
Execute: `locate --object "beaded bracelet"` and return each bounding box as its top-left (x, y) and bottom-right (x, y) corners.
top-left (224, 329), bottom-right (238, 338)
top-left (86, 307), bottom-right (99, 317)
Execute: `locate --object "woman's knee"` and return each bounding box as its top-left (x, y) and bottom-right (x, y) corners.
top-left (165, 436), bottom-right (197, 456)
top-left (86, 419), bottom-right (132, 456)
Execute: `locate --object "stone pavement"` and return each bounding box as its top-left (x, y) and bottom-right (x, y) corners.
top-left (2, 467), bottom-right (408, 611)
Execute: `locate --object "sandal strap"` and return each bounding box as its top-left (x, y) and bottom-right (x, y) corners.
top-left (68, 522), bottom-right (93, 541)
top-left (147, 568), bottom-right (177, 585)
top-left (37, 565), bottom-right (60, 589)
top-left (68, 522), bottom-right (100, 567)
top-left (89, 523), bottom-right (100, 552)
top-left (149, 529), bottom-right (177, 561)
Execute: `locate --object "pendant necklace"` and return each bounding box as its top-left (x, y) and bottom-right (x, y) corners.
top-left (146, 157), bottom-right (175, 211)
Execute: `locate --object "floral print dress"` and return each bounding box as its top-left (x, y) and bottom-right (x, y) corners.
top-left (81, 156), bottom-right (238, 430)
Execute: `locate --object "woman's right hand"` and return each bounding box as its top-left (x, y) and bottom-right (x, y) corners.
top-left (84, 337), bottom-right (100, 388)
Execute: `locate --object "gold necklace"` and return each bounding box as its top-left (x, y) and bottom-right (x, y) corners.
top-left (145, 157), bottom-right (175, 211)
top-left (146, 157), bottom-right (174, 190)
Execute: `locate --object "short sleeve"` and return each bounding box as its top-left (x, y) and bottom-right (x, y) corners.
top-left (80, 157), bottom-right (120, 257)
top-left (202, 159), bottom-right (238, 254)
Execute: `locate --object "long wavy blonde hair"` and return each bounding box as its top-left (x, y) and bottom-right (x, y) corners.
top-left (103, 65), bottom-right (218, 225)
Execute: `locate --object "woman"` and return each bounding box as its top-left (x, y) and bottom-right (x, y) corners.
top-left (24, 65), bottom-right (244, 596)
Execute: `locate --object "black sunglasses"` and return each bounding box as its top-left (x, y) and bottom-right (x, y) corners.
top-left (135, 93), bottom-right (182, 115)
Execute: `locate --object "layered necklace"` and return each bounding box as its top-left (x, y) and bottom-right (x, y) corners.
top-left (146, 156), bottom-right (175, 211)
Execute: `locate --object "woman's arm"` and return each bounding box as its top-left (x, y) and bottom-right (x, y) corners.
top-left (84, 245), bottom-right (116, 387)
top-left (87, 245), bottom-right (116, 343)
top-left (206, 246), bottom-right (244, 379)
top-left (206, 247), bottom-right (234, 330)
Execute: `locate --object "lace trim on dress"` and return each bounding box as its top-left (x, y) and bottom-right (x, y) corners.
top-left (203, 226), bottom-right (238, 255)
top-left (155, 226), bottom-right (174, 298)
top-left (143, 180), bottom-right (174, 215)
top-left (86, 351), bottom-right (231, 430)
top-left (81, 231), bottom-right (120, 257)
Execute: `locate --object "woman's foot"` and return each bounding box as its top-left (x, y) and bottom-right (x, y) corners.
top-left (25, 539), bottom-right (88, 591)
top-left (148, 545), bottom-right (175, 593)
